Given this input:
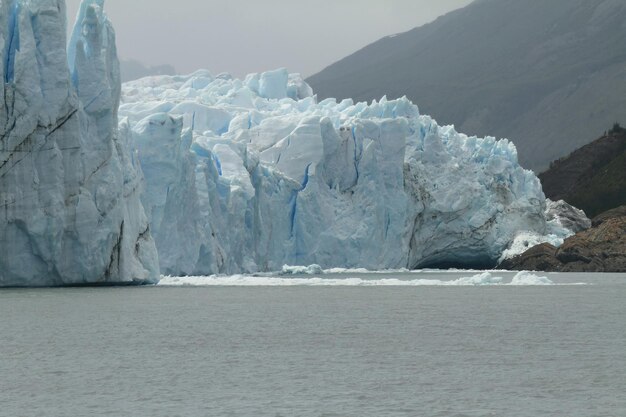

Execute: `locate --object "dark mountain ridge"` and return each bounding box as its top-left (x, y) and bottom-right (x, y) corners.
top-left (540, 124), bottom-right (626, 218)
top-left (307, 0), bottom-right (626, 172)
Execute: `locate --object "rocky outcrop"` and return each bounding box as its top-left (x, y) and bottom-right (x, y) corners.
top-left (0, 0), bottom-right (159, 286)
top-left (500, 206), bottom-right (626, 272)
top-left (591, 205), bottom-right (626, 228)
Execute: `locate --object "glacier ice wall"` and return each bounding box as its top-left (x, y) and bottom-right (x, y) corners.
top-left (120, 69), bottom-right (571, 275)
top-left (0, 0), bottom-right (159, 286)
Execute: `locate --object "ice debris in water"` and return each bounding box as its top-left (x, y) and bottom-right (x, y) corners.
top-left (510, 271), bottom-right (554, 286)
top-left (158, 272), bottom-right (555, 287)
top-left (280, 264), bottom-right (324, 275)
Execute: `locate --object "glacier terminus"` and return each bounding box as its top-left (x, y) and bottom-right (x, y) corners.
top-left (0, 0), bottom-right (158, 286)
top-left (120, 68), bottom-right (578, 276)
top-left (0, 0), bottom-right (582, 286)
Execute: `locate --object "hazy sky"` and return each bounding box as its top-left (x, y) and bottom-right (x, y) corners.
top-left (65, 0), bottom-right (473, 78)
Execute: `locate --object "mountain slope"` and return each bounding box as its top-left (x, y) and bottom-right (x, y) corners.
top-left (540, 125), bottom-right (626, 218)
top-left (307, 0), bottom-right (626, 172)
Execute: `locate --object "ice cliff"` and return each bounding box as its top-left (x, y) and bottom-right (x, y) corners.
top-left (1, 1), bottom-right (578, 283)
top-left (120, 69), bottom-right (575, 275)
top-left (0, 0), bottom-right (159, 286)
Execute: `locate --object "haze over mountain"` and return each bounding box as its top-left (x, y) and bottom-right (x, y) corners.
top-left (307, 0), bottom-right (626, 172)
top-left (64, 0), bottom-right (472, 78)
top-left (120, 59), bottom-right (176, 83)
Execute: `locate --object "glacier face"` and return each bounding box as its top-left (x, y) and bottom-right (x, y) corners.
top-left (0, 1), bottom-right (578, 283)
top-left (0, 0), bottom-right (159, 286)
top-left (120, 69), bottom-right (572, 275)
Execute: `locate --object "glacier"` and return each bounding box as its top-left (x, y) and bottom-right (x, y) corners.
top-left (0, 0), bottom-right (159, 286)
top-left (1, 1), bottom-right (581, 285)
top-left (120, 69), bottom-right (577, 276)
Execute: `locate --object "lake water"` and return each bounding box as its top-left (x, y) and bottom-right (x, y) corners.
top-left (1, 271), bottom-right (625, 417)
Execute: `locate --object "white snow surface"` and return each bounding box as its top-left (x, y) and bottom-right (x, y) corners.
top-left (0, 0), bottom-right (159, 286)
top-left (120, 69), bottom-right (575, 276)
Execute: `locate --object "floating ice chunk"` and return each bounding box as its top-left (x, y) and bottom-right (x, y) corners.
top-left (510, 271), bottom-right (554, 286)
top-left (451, 272), bottom-right (504, 286)
top-left (280, 264), bottom-right (324, 275)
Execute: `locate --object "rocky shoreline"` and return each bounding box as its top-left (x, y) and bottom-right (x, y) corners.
top-left (500, 206), bottom-right (626, 272)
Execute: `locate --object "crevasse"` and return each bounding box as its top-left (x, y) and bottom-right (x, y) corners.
top-left (3, 0), bottom-right (19, 84)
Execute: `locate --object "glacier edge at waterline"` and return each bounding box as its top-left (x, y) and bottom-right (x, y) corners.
top-left (0, 0), bottom-right (583, 286)
top-left (0, 0), bottom-right (159, 286)
top-left (120, 69), bottom-right (579, 276)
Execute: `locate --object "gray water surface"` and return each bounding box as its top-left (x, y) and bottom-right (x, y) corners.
top-left (1, 272), bottom-right (625, 416)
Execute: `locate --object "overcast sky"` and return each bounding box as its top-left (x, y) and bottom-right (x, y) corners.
top-left (65, 0), bottom-right (473, 78)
